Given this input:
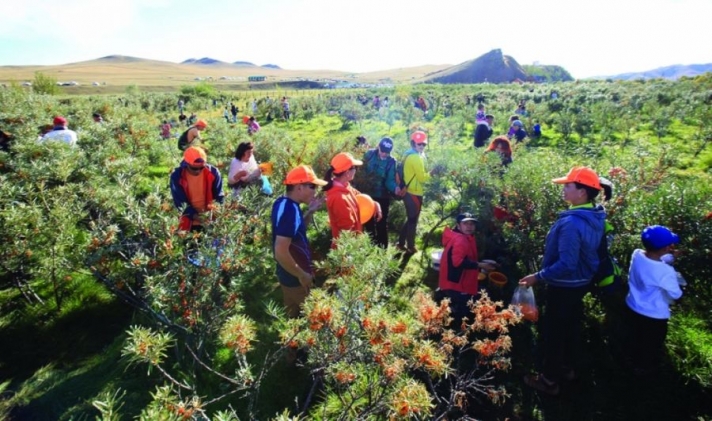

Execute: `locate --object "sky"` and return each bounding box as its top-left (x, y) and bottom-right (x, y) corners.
top-left (1, 0), bottom-right (711, 79)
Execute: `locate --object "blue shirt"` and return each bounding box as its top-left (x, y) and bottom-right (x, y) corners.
top-left (271, 196), bottom-right (312, 287)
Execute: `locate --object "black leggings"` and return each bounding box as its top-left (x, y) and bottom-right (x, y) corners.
top-left (398, 193), bottom-right (422, 250)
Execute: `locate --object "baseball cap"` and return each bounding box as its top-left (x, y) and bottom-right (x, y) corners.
top-left (552, 166), bottom-right (602, 190)
top-left (456, 212), bottom-right (478, 223)
top-left (331, 152), bottom-right (363, 174)
top-left (183, 146), bottom-right (207, 166)
top-left (411, 131), bottom-right (428, 144)
top-left (196, 120), bottom-right (208, 129)
top-left (284, 165), bottom-right (327, 186)
top-left (512, 120), bottom-right (524, 127)
top-left (53, 116), bottom-right (67, 126)
top-left (378, 137), bottom-right (394, 153)
top-left (641, 225), bottom-right (680, 250)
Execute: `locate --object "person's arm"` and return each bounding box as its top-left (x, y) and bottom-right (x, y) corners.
top-left (228, 160), bottom-right (249, 184)
top-left (450, 236), bottom-right (495, 270)
top-left (384, 158), bottom-right (398, 194)
top-left (274, 236), bottom-right (313, 291)
top-left (660, 272), bottom-right (683, 301)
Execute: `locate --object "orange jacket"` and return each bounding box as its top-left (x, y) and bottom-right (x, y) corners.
top-left (326, 182), bottom-right (362, 246)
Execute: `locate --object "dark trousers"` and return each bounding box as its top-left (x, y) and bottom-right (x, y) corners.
top-left (625, 306), bottom-right (668, 371)
top-left (364, 197), bottom-right (390, 248)
top-left (541, 284), bottom-right (589, 382)
top-left (398, 193), bottom-right (422, 250)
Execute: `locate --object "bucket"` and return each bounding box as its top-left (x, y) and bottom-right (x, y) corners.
top-left (488, 271), bottom-right (508, 288)
top-left (430, 250), bottom-right (443, 271)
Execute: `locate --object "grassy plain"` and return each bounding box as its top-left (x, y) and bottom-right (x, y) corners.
top-left (0, 55), bottom-right (451, 94)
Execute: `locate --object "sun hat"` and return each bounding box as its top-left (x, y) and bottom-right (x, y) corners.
top-left (331, 152), bottom-right (363, 174)
top-left (410, 131), bottom-right (428, 144)
top-left (378, 137), bottom-right (394, 153)
top-left (284, 165), bottom-right (327, 186)
top-left (456, 212), bottom-right (478, 223)
top-left (183, 146), bottom-right (207, 166)
top-left (552, 166), bottom-right (602, 190)
top-left (641, 225), bottom-right (680, 250)
top-left (196, 120), bottom-right (208, 129)
top-left (53, 116), bottom-right (67, 126)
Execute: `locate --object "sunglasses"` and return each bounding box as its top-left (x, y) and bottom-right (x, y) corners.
top-left (302, 183), bottom-right (317, 189)
top-left (187, 165), bottom-right (204, 172)
top-left (415, 143), bottom-right (427, 147)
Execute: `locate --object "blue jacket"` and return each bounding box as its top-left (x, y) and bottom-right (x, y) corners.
top-left (536, 204), bottom-right (606, 288)
top-left (170, 162), bottom-right (224, 228)
top-left (362, 149), bottom-right (397, 198)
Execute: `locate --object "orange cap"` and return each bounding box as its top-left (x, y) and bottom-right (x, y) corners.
top-left (284, 165), bottom-right (327, 186)
top-left (183, 146), bottom-right (207, 166)
top-left (411, 131), bottom-right (428, 144)
top-left (196, 120), bottom-right (207, 129)
top-left (330, 152), bottom-right (363, 174)
top-left (552, 166), bottom-right (601, 190)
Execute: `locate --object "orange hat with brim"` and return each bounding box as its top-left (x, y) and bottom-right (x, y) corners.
top-left (411, 130), bottom-right (428, 144)
top-left (552, 166), bottom-right (601, 190)
top-left (330, 152), bottom-right (363, 174)
top-left (284, 165), bottom-right (327, 186)
top-left (184, 146), bottom-right (207, 166)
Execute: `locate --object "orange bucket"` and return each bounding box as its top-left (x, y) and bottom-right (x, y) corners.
top-left (259, 162), bottom-right (273, 176)
top-left (488, 271), bottom-right (508, 288)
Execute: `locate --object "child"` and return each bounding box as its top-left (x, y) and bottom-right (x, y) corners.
top-left (475, 103), bottom-right (486, 124)
top-left (507, 115), bottom-right (520, 139)
top-left (625, 225), bottom-right (683, 375)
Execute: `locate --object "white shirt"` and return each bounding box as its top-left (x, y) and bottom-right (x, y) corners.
top-left (626, 249), bottom-right (682, 319)
top-left (228, 155), bottom-right (260, 194)
top-left (41, 128), bottom-right (78, 146)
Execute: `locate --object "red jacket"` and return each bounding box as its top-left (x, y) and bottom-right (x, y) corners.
top-left (325, 182), bottom-right (362, 247)
top-left (438, 227), bottom-right (481, 295)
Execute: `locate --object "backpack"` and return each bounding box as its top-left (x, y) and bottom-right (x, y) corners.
top-left (177, 129), bottom-right (190, 151)
top-left (393, 154), bottom-right (415, 199)
top-left (591, 223), bottom-right (624, 295)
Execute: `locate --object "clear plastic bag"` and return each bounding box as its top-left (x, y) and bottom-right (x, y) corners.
top-left (512, 286), bottom-right (539, 322)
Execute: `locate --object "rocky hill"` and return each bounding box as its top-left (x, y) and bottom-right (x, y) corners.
top-left (423, 49), bottom-right (528, 84)
top-left (521, 65), bottom-right (574, 82)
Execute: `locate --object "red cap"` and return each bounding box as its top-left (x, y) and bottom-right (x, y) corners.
top-left (411, 131), bottom-right (428, 144)
top-left (196, 120), bottom-right (207, 129)
top-left (183, 146), bottom-right (207, 166)
top-left (53, 116), bottom-right (67, 126)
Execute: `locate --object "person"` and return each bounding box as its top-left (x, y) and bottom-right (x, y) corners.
top-left (177, 98), bottom-right (185, 113)
top-left (282, 97), bottom-right (290, 120)
top-left (251, 99), bottom-right (257, 114)
top-left (178, 112), bottom-right (187, 126)
top-left (160, 120), bottom-right (172, 139)
top-left (360, 137), bottom-right (400, 248)
top-left (473, 114), bottom-right (494, 148)
top-left (373, 95), bottom-right (381, 109)
top-left (475, 103), bottom-right (486, 124)
top-left (485, 136), bottom-right (513, 167)
top-left (177, 119), bottom-right (207, 151)
top-left (515, 100), bottom-right (527, 116)
top-left (271, 165), bottom-right (327, 318)
top-left (40, 116), bottom-right (78, 146)
top-left (519, 166), bottom-right (606, 396)
top-left (247, 116), bottom-right (260, 135)
top-left (228, 142), bottom-right (262, 197)
top-left (397, 131), bottom-right (430, 254)
top-left (170, 146), bottom-right (224, 232)
top-left (92, 112), bottom-right (103, 123)
top-left (383, 96), bottom-right (389, 107)
top-left (510, 120), bottom-right (528, 143)
top-left (416, 96), bottom-right (428, 114)
top-left (223, 107), bottom-right (231, 123)
top-left (532, 121), bottom-right (542, 139)
top-left (230, 102), bottom-right (239, 123)
top-left (437, 213), bottom-right (498, 325)
top-left (624, 225), bottom-right (683, 376)
top-left (506, 115), bottom-right (520, 139)
top-left (187, 113), bottom-right (197, 126)
top-left (324, 152), bottom-right (381, 247)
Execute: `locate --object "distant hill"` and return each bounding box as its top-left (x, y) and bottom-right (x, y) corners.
top-left (261, 64), bottom-right (281, 69)
top-left (597, 63), bottom-right (712, 81)
top-left (233, 61), bottom-right (256, 67)
top-left (423, 49), bottom-right (528, 84)
top-left (181, 57), bottom-right (227, 65)
top-left (521, 65), bottom-right (574, 82)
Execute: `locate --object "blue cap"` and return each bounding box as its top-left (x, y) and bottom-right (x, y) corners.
top-left (641, 225), bottom-right (680, 250)
top-left (378, 137), bottom-right (393, 153)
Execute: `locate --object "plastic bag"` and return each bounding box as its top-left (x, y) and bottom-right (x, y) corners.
top-left (260, 175), bottom-right (273, 195)
top-left (512, 286), bottom-right (539, 322)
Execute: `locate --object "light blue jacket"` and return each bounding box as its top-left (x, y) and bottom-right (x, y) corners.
top-left (536, 204), bottom-right (606, 288)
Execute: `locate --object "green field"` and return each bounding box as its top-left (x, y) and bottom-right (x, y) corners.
top-left (1, 76), bottom-right (711, 420)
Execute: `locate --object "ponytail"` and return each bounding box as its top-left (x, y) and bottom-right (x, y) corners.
top-left (323, 167), bottom-right (335, 191)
